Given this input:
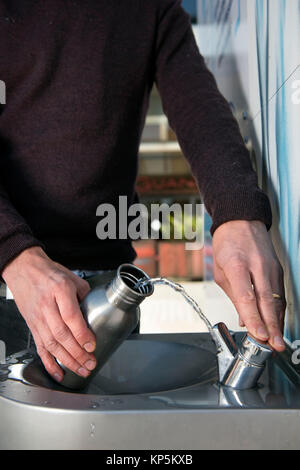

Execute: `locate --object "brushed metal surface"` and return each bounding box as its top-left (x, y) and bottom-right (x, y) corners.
top-left (1, 333), bottom-right (300, 449)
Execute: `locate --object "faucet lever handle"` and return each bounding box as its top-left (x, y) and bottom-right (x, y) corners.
top-left (213, 322), bottom-right (238, 354)
top-left (212, 323), bottom-right (238, 383)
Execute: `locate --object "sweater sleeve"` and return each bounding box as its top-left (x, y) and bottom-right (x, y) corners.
top-left (0, 170), bottom-right (44, 275)
top-left (154, 0), bottom-right (272, 235)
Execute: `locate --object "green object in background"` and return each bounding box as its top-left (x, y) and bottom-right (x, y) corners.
top-left (160, 211), bottom-right (203, 242)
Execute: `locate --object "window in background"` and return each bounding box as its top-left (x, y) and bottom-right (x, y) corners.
top-left (134, 1), bottom-right (202, 280)
top-left (136, 88), bottom-right (202, 279)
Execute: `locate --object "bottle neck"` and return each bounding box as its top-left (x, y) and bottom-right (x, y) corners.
top-left (106, 264), bottom-right (154, 309)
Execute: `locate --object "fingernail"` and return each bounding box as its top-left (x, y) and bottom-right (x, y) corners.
top-left (78, 367), bottom-right (90, 378)
top-left (53, 373), bottom-right (63, 382)
top-left (84, 342), bottom-right (96, 352)
top-left (257, 327), bottom-right (269, 339)
top-left (84, 360), bottom-right (97, 371)
top-left (274, 336), bottom-right (285, 348)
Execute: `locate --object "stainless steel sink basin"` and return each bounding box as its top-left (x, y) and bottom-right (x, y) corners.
top-left (21, 338), bottom-right (217, 395)
top-left (1, 332), bottom-right (300, 450)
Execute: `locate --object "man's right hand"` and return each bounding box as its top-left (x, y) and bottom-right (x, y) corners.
top-left (2, 246), bottom-right (97, 383)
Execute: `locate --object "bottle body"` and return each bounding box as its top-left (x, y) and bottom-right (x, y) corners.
top-left (58, 264), bottom-right (153, 390)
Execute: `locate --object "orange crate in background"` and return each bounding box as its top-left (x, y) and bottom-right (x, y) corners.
top-left (133, 240), bottom-right (203, 280)
top-left (158, 242), bottom-right (203, 280)
top-left (133, 240), bottom-right (158, 278)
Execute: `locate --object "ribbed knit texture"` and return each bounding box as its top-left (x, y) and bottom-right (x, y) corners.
top-left (0, 0), bottom-right (272, 273)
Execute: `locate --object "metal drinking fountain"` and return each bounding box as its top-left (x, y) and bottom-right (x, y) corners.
top-left (212, 322), bottom-right (273, 390)
top-left (56, 263), bottom-right (272, 391)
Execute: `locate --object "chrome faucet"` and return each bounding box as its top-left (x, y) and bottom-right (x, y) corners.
top-left (212, 323), bottom-right (273, 390)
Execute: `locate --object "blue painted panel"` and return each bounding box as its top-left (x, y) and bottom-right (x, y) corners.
top-left (182, 0), bottom-right (197, 22)
top-left (197, 0), bottom-right (300, 340)
top-left (253, 0), bottom-right (300, 342)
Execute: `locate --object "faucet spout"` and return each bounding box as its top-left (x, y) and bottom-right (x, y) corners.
top-left (213, 323), bottom-right (273, 390)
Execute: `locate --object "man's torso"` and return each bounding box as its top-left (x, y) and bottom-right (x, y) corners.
top-left (0, 0), bottom-right (159, 268)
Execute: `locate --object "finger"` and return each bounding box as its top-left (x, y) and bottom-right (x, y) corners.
top-left (270, 265), bottom-right (286, 334)
top-left (223, 262), bottom-right (269, 341)
top-left (38, 346), bottom-right (65, 383)
top-left (55, 282), bottom-right (96, 353)
top-left (68, 275), bottom-right (91, 302)
top-left (272, 294), bottom-right (286, 334)
top-left (251, 269), bottom-right (285, 351)
top-left (39, 324), bottom-right (92, 378)
top-left (279, 309), bottom-right (285, 333)
top-left (215, 273), bottom-right (246, 329)
top-left (40, 303), bottom-right (96, 375)
top-left (30, 328), bottom-right (64, 382)
top-left (57, 267), bottom-right (91, 301)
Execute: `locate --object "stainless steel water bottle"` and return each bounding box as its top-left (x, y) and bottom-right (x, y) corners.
top-left (58, 264), bottom-right (154, 390)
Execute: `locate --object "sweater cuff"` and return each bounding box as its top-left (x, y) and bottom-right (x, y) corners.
top-left (209, 189), bottom-right (273, 236)
top-left (0, 228), bottom-right (45, 276)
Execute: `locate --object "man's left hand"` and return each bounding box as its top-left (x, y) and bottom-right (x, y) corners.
top-left (212, 220), bottom-right (286, 351)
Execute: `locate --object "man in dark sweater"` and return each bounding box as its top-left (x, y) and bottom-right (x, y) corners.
top-left (0, 0), bottom-right (286, 382)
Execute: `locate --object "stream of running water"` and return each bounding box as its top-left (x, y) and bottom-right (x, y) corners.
top-left (134, 277), bottom-right (216, 340)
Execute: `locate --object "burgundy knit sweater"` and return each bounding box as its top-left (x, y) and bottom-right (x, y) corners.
top-left (0, 0), bottom-right (272, 273)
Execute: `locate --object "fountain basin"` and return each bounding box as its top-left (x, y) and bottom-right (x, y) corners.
top-left (1, 332), bottom-right (300, 450)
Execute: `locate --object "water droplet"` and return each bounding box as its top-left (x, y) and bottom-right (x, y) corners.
top-left (90, 423), bottom-right (95, 438)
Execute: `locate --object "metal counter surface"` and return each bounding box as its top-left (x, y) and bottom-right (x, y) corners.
top-left (0, 333), bottom-right (300, 449)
